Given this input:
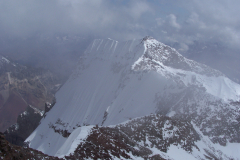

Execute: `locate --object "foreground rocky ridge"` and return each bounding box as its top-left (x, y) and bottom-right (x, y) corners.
top-left (64, 114), bottom-right (232, 160)
top-left (0, 132), bottom-right (61, 160)
top-left (0, 114), bottom-right (235, 159)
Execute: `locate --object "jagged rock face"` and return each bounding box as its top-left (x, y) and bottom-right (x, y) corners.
top-left (0, 55), bottom-right (62, 132)
top-left (4, 105), bottom-right (44, 146)
top-left (3, 101), bottom-right (55, 147)
top-left (26, 37), bottom-right (240, 159)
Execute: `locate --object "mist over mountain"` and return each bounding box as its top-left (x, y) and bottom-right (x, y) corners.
top-left (1, 0), bottom-right (240, 85)
top-left (1, 1), bottom-right (240, 159)
top-left (170, 41), bottom-right (240, 84)
top-left (0, 35), bottom-right (92, 79)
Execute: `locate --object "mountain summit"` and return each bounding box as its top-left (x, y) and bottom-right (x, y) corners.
top-left (136, 36), bottom-right (223, 77)
top-left (26, 37), bottom-right (240, 159)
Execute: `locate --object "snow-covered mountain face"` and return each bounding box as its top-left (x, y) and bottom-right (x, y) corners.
top-left (26, 37), bottom-right (240, 159)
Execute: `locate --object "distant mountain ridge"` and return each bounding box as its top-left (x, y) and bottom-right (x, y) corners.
top-left (0, 55), bottom-right (62, 132)
top-left (25, 37), bottom-right (240, 159)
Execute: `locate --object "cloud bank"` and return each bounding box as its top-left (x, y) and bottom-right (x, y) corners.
top-left (0, 0), bottom-right (240, 50)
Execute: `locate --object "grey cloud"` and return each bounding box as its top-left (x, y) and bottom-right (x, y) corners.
top-left (151, 0), bottom-right (240, 52)
top-left (156, 14), bottom-right (181, 29)
top-left (167, 14), bottom-right (181, 29)
top-left (0, 0), bottom-right (240, 51)
top-left (0, 0), bottom-right (152, 40)
top-left (183, 0), bottom-right (240, 49)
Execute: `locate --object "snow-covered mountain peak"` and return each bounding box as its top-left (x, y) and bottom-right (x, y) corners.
top-left (132, 37), bottom-right (240, 102)
top-left (133, 37), bottom-right (224, 78)
top-left (142, 36), bottom-right (165, 46)
top-left (25, 37), bottom-right (240, 158)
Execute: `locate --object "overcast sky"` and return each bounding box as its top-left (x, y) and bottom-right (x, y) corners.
top-left (0, 0), bottom-right (240, 51)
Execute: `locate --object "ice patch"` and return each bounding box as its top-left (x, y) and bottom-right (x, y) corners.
top-left (167, 145), bottom-right (197, 160)
top-left (166, 111), bottom-right (176, 117)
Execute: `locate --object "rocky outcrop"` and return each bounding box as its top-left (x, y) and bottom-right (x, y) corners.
top-left (4, 101), bottom-right (56, 146)
top-left (4, 105), bottom-right (43, 146)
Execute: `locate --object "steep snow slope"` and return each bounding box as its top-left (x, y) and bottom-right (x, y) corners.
top-left (26, 37), bottom-right (240, 158)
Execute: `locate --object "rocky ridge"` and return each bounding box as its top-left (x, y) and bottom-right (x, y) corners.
top-left (64, 114), bottom-right (232, 160)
